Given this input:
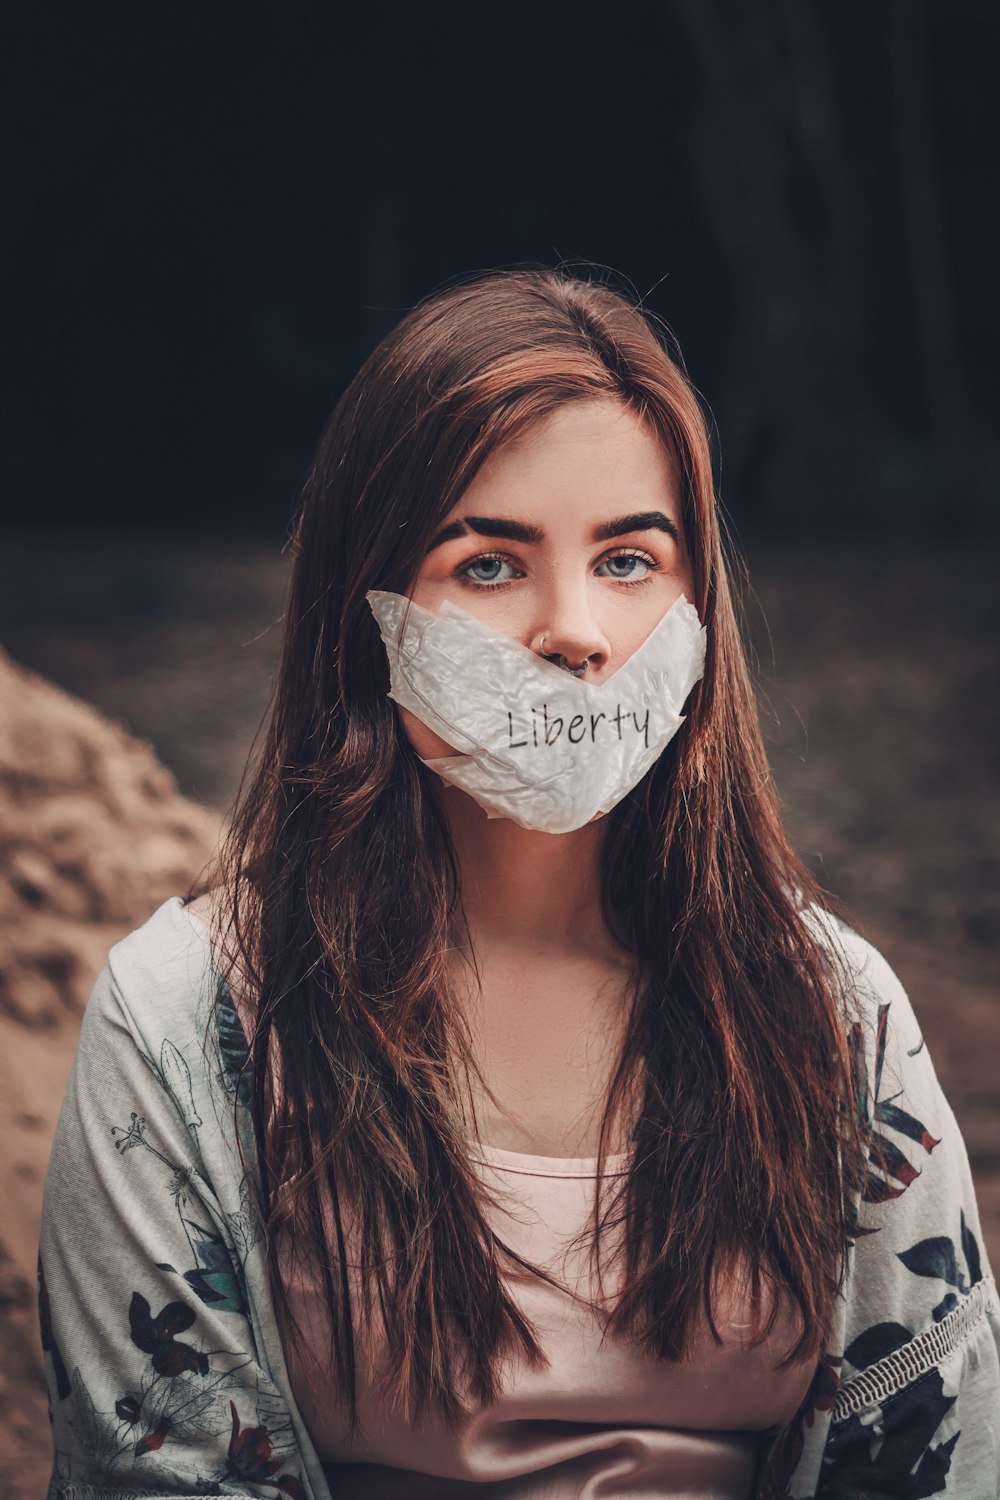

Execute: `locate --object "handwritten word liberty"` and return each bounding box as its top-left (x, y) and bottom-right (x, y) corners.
top-left (506, 704), bottom-right (650, 750)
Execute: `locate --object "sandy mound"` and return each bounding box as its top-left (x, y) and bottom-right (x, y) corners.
top-left (0, 647), bottom-right (220, 1498)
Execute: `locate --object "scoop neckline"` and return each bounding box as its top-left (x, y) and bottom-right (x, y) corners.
top-left (176, 898), bottom-right (632, 1180)
top-left (467, 1140), bottom-right (631, 1178)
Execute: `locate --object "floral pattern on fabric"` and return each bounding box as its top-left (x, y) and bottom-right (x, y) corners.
top-left (760, 967), bottom-right (999, 1500)
top-left (38, 940), bottom-right (306, 1498)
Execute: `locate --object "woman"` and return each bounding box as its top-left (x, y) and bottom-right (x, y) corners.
top-left (39, 268), bottom-right (999, 1498)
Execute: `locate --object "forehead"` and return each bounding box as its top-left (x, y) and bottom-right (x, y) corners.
top-left (449, 398), bottom-right (681, 520)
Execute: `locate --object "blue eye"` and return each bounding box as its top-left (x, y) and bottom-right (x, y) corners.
top-left (596, 552), bottom-right (654, 581)
top-left (459, 554), bottom-right (520, 587)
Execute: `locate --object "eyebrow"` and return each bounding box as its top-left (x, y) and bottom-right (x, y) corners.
top-left (425, 510), bottom-right (680, 552)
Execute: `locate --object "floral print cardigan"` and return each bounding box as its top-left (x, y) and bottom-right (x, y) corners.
top-left (38, 897), bottom-right (1000, 1499)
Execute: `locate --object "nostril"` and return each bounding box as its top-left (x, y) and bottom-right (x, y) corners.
top-left (549, 653), bottom-right (592, 676)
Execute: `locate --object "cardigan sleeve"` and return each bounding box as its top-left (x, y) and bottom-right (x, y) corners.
top-left (38, 958), bottom-right (307, 1500)
top-left (765, 924), bottom-right (1000, 1499)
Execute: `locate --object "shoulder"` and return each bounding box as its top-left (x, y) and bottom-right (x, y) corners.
top-left (108, 893), bottom-right (215, 1000)
top-left (802, 905), bottom-right (951, 1174)
top-left (81, 895), bottom-right (220, 1064)
top-left (801, 903), bottom-right (924, 1055)
top-left (62, 895), bottom-right (253, 1189)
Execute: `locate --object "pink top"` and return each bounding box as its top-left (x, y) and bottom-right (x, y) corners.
top-left (281, 1141), bottom-right (817, 1498)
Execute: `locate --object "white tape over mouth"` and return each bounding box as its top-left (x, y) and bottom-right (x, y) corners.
top-left (366, 589), bottom-right (707, 834)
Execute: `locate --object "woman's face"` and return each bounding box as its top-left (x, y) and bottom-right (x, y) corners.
top-left (400, 397), bottom-right (696, 762)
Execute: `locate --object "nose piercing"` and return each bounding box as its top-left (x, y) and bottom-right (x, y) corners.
top-left (539, 635), bottom-right (591, 676)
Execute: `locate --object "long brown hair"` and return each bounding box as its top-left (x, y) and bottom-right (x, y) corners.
top-left (208, 266), bottom-right (864, 1424)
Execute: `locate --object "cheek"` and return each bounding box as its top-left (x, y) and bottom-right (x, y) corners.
top-left (619, 576), bottom-right (693, 658)
top-left (397, 704), bottom-right (462, 760)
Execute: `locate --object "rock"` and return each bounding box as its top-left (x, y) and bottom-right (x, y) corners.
top-left (0, 647), bottom-right (220, 1022)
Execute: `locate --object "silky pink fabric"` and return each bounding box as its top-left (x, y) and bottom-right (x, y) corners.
top-left (282, 1144), bottom-right (816, 1498)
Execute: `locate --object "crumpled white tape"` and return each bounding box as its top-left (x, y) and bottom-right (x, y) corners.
top-left (366, 589), bottom-right (706, 834)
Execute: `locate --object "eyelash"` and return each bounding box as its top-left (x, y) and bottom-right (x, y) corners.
top-left (454, 548), bottom-right (661, 592)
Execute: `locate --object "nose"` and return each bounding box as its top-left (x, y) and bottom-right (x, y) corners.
top-left (529, 592), bottom-right (611, 674)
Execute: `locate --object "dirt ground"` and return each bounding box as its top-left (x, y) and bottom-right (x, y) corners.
top-left (0, 528), bottom-right (997, 1492)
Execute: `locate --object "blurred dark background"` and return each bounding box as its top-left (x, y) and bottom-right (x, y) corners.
top-left (2, 0), bottom-right (998, 538)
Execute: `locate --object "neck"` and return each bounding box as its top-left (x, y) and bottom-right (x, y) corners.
top-left (437, 782), bottom-right (613, 954)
